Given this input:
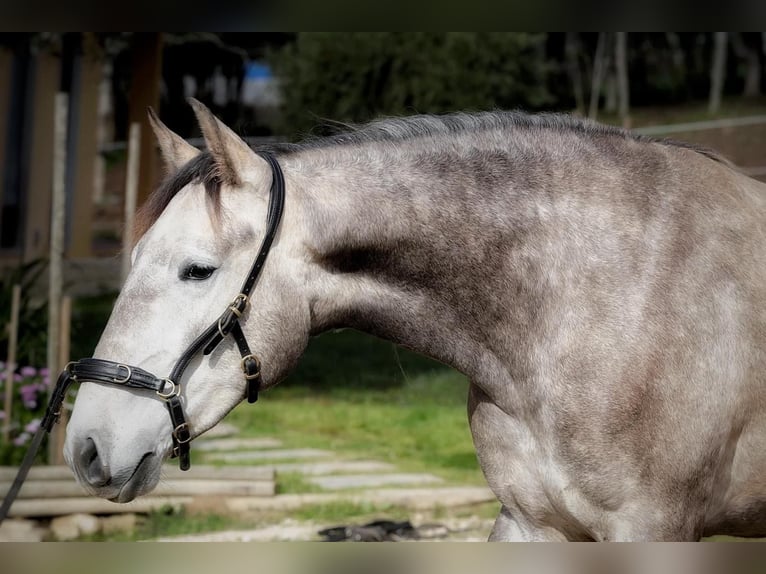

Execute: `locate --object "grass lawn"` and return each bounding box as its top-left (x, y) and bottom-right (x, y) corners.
top-left (223, 329), bottom-right (484, 486)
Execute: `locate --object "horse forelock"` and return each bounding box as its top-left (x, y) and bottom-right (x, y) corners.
top-left (133, 152), bottom-right (223, 244)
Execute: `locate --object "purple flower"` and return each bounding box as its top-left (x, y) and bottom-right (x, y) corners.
top-left (0, 410), bottom-right (5, 420)
top-left (24, 419), bottom-right (40, 434)
top-left (13, 432), bottom-right (30, 446)
top-left (20, 384), bottom-right (38, 410)
top-left (13, 373), bottom-right (22, 383)
top-left (42, 376), bottom-right (51, 387)
top-left (20, 366), bottom-right (37, 378)
top-left (39, 368), bottom-right (50, 377)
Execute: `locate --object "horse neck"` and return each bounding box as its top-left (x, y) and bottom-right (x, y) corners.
top-left (283, 142), bottom-right (541, 380)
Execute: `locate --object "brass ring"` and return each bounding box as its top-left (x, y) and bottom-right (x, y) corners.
top-left (65, 361), bottom-right (77, 380)
top-left (173, 422), bottom-right (191, 444)
top-left (156, 378), bottom-right (180, 400)
top-left (112, 364), bottom-right (132, 384)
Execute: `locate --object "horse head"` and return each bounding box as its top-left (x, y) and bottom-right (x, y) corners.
top-left (64, 100), bottom-right (310, 502)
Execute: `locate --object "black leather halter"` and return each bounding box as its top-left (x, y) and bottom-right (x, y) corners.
top-left (0, 151), bottom-right (285, 523)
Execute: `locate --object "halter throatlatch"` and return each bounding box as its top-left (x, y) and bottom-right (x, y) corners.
top-left (0, 151), bottom-right (285, 524)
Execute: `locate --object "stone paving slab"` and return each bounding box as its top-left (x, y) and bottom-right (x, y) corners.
top-left (206, 448), bottom-right (334, 462)
top-left (157, 521), bottom-right (319, 542)
top-left (0, 518), bottom-right (48, 542)
top-left (223, 487), bottom-right (496, 513)
top-left (307, 473), bottom-right (443, 490)
top-left (272, 460), bottom-right (395, 475)
top-left (194, 437), bottom-right (283, 451)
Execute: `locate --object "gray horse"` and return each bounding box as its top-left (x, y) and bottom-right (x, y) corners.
top-left (64, 100), bottom-right (766, 541)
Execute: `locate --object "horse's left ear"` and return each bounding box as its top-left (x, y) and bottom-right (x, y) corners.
top-left (147, 107), bottom-right (199, 171)
top-left (188, 97), bottom-right (265, 186)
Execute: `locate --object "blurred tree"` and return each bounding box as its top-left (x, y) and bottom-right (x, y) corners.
top-left (271, 32), bottom-right (551, 137)
top-left (709, 32), bottom-right (728, 114)
top-left (730, 33), bottom-right (762, 98)
top-left (615, 32), bottom-right (630, 126)
top-left (588, 32), bottom-right (608, 120)
top-left (564, 32), bottom-right (585, 114)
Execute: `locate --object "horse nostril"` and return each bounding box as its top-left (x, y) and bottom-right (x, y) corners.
top-left (79, 437), bottom-right (111, 487)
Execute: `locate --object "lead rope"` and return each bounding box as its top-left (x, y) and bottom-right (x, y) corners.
top-left (0, 368), bottom-right (74, 523)
top-left (0, 151), bottom-right (285, 525)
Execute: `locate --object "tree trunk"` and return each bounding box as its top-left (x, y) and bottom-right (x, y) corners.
top-left (615, 32), bottom-right (630, 127)
top-left (731, 33), bottom-right (761, 98)
top-left (565, 32), bottom-right (585, 114)
top-left (589, 33), bottom-right (608, 120)
top-left (605, 73), bottom-right (617, 114)
top-left (709, 32), bottom-right (728, 114)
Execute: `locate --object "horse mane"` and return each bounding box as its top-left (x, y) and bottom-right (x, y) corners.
top-left (262, 111), bottom-right (728, 164)
top-left (136, 111), bottom-right (728, 241)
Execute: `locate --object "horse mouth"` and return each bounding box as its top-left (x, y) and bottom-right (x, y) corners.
top-left (109, 451), bottom-right (158, 503)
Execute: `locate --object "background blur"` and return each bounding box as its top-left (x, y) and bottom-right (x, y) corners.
top-left (1, 32), bottom-right (765, 541)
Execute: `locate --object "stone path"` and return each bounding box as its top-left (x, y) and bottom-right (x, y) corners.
top-left (195, 426), bottom-right (448, 492)
top-left (178, 425), bottom-right (497, 541)
top-left (0, 420), bottom-right (495, 542)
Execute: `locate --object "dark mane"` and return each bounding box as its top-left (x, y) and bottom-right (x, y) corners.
top-left (261, 111), bottom-right (727, 164)
top-left (137, 111), bottom-right (728, 240)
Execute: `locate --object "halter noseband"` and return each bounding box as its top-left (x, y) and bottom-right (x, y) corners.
top-left (23, 151), bottom-right (284, 470)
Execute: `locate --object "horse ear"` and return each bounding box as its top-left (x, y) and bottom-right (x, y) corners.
top-left (147, 107), bottom-right (199, 171)
top-left (187, 97), bottom-right (261, 186)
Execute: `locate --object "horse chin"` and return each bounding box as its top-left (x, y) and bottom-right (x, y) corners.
top-left (105, 452), bottom-right (162, 503)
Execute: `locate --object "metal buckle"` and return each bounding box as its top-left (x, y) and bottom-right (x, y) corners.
top-left (112, 364), bottom-right (132, 384)
top-left (156, 378), bottom-right (180, 400)
top-left (233, 293), bottom-right (249, 309)
top-left (241, 354), bottom-right (261, 380)
top-left (173, 422), bottom-right (191, 444)
top-left (227, 294), bottom-right (248, 318)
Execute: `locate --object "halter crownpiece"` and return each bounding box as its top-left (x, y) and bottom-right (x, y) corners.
top-left (0, 151), bottom-right (286, 523)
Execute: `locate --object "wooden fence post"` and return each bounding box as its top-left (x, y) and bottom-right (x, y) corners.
top-left (2, 285), bottom-right (21, 443)
top-left (121, 121), bottom-right (141, 284)
top-left (49, 296), bottom-right (71, 464)
top-left (47, 92), bottom-right (68, 463)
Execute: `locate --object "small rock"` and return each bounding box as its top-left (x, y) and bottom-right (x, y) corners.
top-left (102, 513), bottom-right (138, 536)
top-left (0, 518), bottom-right (48, 542)
top-left (50, 513), bottom-right (100, 541)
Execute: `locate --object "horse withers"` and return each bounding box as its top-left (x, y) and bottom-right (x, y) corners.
top-left (64, 100), bottom-right (766, 541)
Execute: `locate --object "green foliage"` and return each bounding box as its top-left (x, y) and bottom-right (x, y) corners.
top-left (81, 505), bottom-right (245, 541)
top-left (0, 259), bottom-right (48, 367)
top-left (291, 501), bottom-right (399, 523)
top-left (70, 292), bottom-right (118, 360)
top-left (0, 366), bottom-right (51, 465)
top-left (271, 32), bottom-right (551, 137)
top-left (230, 330), bottom-right (482, 485)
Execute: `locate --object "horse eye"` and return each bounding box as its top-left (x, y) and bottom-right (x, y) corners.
top-left (181, 264), bottom-right (217, 281)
